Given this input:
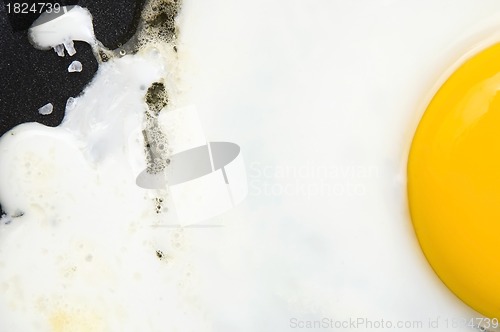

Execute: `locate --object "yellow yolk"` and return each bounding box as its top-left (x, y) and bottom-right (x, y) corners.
top-left (408, 42), bottom-right (500, 318)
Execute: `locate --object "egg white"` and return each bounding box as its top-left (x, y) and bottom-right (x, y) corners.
top-left (2, 1), bottom-right (500, 332)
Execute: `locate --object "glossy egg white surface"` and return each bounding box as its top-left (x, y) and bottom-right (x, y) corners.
top-left (2, 1), bottom-right (500, 331)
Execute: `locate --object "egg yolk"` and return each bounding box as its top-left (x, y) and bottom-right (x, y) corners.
top-left (408, 42), bottom-right (500, 319)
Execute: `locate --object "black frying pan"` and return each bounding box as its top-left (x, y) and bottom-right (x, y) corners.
top-left (0, 0), bottom-right (147, 215)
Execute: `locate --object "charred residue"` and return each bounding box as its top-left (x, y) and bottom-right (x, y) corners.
top-left (145, 82), bottom-right (168, 115)
top-left (141, 0), bottom-right (181, 44)
top-left (154, 197), bottom-right (165, 214)
top-left (98, 49), bottom-right (111, 63)
top-left (143, 81), bottom-right (170, 175)
top-left (1, 210), bottom-right (25, 226)
top-left (136, 0), bottom-right (182, 180)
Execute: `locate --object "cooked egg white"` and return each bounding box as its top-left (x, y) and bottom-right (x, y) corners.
top-left (0, 4), bottom-right (211, 332)
top-left (3, 1), bottom-right (500, 332)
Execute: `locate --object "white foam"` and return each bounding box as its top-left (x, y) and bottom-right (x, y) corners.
top-left (67, 60), bottom-right (82, 72)
top-left (65, 97), bottom-right (77, 111)
top-left (29, 6), bottom-right (96, 50)
top-left (53, 44), bottom-right (65, 57)
top-left (37, 103), bottom-right (53, 115)
top-left (63, 40), bottom-right (77, 56)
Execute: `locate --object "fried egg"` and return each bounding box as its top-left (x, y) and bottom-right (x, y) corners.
top-left (2, 1), bottom-right (500, 331)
